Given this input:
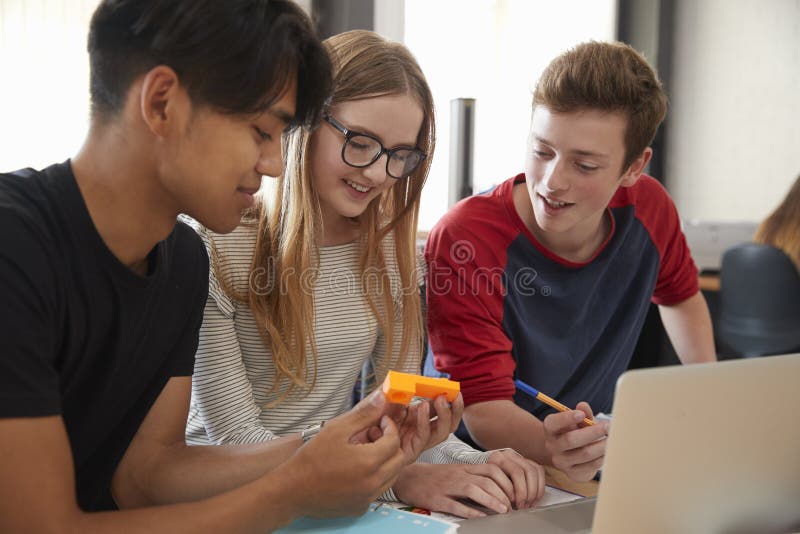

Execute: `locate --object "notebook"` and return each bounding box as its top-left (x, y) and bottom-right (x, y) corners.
top-left (460, 353), bottom-right (800, 534)
top-left (274, 503), bottom-right (458, 533)
top-left (380, 484), bottom-right (583, 523)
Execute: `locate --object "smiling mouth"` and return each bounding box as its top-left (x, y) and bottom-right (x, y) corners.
top-left (345, 179), bottom-right (372, 193)
top-left (238, 186), bottom-right (261, 195)
top-left (539, 193), bottom-right (573, 208)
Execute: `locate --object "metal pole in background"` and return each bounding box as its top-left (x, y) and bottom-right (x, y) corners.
top-left (312, 0), bottom-right (374, 39)
top-left (449, 98), bottom-right (475, 207)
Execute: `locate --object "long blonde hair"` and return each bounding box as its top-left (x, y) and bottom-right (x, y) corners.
top-left (218, 30), bottom-right (435, 402)
top-left (754, 174), bottom-right (800, 272)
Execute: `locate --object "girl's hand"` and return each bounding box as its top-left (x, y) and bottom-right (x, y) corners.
top-left (485, 448), bottom-right (546, 509)
top-left (361, 392), bottom-right (465, 464)
top-left (391, 456), bottom-right (543, 519)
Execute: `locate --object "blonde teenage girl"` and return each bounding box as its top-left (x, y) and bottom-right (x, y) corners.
top-left (186, 30), bottom-right (545, 518)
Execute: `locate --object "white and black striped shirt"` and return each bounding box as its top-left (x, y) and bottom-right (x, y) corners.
top-left (184, 221), bottom-right (489, 484)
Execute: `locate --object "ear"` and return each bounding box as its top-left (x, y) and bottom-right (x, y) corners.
top-left (619, 147), bottom-right (652, 187)
top-left (138, 65), bottom-right (188, 138)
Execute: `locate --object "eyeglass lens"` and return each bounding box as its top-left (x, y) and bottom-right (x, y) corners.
top-left (343, 134), bottom-right (422, 179)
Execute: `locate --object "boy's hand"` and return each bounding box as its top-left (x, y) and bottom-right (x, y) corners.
top-left (360, 392), bottom-right (465, 464)
top-left (542, 401), bottom-right (609, 482)
top-left (286, 390), bottom-right (406, 518)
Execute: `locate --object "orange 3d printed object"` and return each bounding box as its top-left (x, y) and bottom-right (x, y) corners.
top-left (381, 370), bottom-right (460, 405)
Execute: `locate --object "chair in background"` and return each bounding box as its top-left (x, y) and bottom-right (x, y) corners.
top-left (719, 243), bottom-right (800, 357)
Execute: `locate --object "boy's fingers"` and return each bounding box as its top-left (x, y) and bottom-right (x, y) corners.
top-left (552, 424), bottom-right (608, 453)
top-left (559, 436), bottom-right (607, 467)
top-left (333, 410), bottom-right (402, 470)
top-left (334, 389), bottom-right (387, 439)
top-left (543, 410), bottom-right (583, 436)
top-left (575, 401), bottom-right (594, 420)
top-left (567, 455), bottom-right (605, 482)
top-left (379, 414), bottom-right (397, 436)
top-left (367, 426), bottom-right (383, 442)
top-left (366, 416), bottom-right (404, 468)
top-left (385, 402), bottom-right (409, 426)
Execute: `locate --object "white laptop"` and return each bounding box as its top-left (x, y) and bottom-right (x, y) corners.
top-left (459, 353), bottom-right (800, 534)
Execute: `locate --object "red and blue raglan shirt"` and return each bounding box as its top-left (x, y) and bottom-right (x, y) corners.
top-left (425, 174), bottom-right (698, 418)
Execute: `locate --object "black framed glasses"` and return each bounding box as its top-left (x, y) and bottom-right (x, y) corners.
top-left (324, 114), bottom-right (426, 180)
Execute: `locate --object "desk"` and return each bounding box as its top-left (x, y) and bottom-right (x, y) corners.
top-left (457, 468), bottom-right (598, 533)
top-left (545, 466), bottom-right (598, 498)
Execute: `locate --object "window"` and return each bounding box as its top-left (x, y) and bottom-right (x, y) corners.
top-left (403, 0), bottom-right (616, 230)
top-left (0, 0), bottom-right (100, 173)
top-left (1, 0), bottom-right (616, 229)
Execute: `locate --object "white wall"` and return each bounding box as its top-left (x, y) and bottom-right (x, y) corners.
top-left (374, 0), bottom-right (404, 43)
top-left (666, 0), bottom-right (800, 222)
top-left (0, 0), bottom-right (99, 172)
top-left (294, 0), bottom-right (312, 15)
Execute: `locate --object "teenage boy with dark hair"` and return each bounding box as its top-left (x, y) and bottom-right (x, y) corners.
top-left (0, 1), bottom-right (453, 531)
top-left (426, 41), bottom-right (716, 483)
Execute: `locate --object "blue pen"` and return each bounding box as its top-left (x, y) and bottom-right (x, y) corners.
top-left (514, 379), bottom-right (595, 426)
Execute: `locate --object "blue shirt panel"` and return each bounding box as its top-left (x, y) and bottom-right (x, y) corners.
top-left (503, 205), bottom-right (660, 418)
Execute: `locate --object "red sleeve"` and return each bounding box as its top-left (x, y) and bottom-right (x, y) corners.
top-left (425, 215), bottom-right (517, 407)
top-left (631, 177), bottom-right (699, 305)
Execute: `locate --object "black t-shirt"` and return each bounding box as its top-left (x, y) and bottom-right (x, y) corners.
top-left (0, 161), bottom-right (209, 511)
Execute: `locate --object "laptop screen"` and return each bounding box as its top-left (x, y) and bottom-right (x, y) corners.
top-left (593, 354), bottom-right (800, 534)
